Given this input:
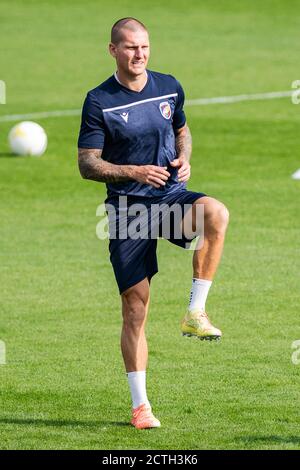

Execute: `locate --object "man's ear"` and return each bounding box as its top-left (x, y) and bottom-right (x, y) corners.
top-left (109, 43), bottom-right (117, 58)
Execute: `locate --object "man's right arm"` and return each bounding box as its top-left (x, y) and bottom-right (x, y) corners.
top-left (78, 148), bottom-right (170, 188)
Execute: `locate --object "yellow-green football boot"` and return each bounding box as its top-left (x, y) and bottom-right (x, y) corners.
top-left (181, 309), bottom-right (222, 341)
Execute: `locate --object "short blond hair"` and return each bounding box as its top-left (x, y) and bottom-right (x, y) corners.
top-left (111, 17), bottom-right (148, 44)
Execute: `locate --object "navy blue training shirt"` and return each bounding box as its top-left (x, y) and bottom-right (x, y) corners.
top-left (78, 70), bottom-right (187, 198)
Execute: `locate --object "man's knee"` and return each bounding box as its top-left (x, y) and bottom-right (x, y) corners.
top-left (215, 202), bottom-right (230, 229)
top-left (204, 198), bottom-right (230, 235)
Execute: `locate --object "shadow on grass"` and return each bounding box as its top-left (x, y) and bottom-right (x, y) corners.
top-left (239, 435), bottom-right (300, 446)
top-left (0, 152), bottom-right (16, 158)
top-left (0, 418), bottom-right (130, 428)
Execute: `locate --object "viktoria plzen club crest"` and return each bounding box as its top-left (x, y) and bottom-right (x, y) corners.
top-left (159, 101), bottom-right (172, 120)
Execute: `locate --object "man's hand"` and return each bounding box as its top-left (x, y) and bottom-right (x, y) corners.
top-left (133, 165), bottom-right (170, 188)
top-left (170, 157), bottom-right (191, 182)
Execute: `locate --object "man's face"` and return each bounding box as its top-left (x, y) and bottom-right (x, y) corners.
top-left (109, 28), bottom-right (150, 78)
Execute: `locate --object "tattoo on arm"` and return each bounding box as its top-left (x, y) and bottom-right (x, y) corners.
top-left (175, 125), bottom-right (192, 161)
top-left (78, 148), bottom-right (136, 183)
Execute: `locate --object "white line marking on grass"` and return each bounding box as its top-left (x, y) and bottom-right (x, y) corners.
top-left (0, 90), bottom-right (293, 122)
top-left (0, 109), bottom-right (81, 122)
top-left (185, 90), bottom-right (293, 106)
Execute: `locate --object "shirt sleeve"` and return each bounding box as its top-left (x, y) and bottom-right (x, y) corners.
top-left (172, 80), bottom-right (186, 131)
top-left (77, 92), bottom-right (105, 149)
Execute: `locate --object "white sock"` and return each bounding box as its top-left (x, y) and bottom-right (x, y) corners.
top-left (189, 278), bottom-right (212, 312)
top-left (127, 371), bottom-right (150, 409)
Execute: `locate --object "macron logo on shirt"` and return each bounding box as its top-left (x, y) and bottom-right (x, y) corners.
top-left (120, 112), bottom-right (129, 123)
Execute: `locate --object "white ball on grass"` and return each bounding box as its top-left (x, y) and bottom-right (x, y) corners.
top-left (8, 121), bottom-right (47, 156)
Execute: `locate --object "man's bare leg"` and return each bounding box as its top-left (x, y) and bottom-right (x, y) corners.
top-left (121, 278), bottom-right (150, 373)
top-left (121, 278), bottom-right (161, 428)
top-left (191, 196), bottom-right (229, 280)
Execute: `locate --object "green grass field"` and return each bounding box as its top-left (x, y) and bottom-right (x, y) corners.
top-left (1, 0), bottom-right (300, 450)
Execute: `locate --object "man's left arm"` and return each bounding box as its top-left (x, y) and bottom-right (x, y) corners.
top-left (170, 123), bottom-right (192, 182)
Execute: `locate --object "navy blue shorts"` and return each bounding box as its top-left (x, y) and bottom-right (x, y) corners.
top-left (105, 189), bottom-right (206, 294)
